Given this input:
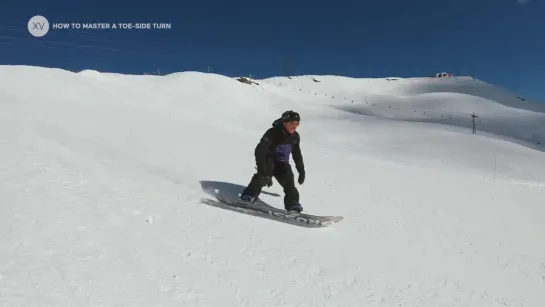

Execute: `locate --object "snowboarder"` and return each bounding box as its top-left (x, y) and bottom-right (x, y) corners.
top-left (240, 110), bottom-right (306, 213)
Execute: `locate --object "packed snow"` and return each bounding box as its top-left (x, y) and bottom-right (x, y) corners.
top-left (1, 65), bottom-right (544, 307)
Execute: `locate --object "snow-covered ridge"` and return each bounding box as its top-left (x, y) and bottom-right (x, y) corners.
top-left (259, 74), bottom-right (545, 149)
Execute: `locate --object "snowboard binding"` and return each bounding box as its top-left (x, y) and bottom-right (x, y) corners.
top-left (240, 194), bottom-right (259, 204)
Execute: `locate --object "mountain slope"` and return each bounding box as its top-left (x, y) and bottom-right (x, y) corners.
top-left (1, 66), bottom-right (544, 307)
top-left (262, 75), bottom-right (545, 149)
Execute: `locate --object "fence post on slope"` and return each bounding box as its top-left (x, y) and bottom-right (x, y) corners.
top-left (471, 113), bottom-right (478, 134)
top-left (494, 155), bottom-right (497, 179)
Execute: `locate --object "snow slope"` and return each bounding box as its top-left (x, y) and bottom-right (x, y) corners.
top-left (1, 65), bottom-right (545, 307)
top-left (263, 75), bottom-right (545, 151)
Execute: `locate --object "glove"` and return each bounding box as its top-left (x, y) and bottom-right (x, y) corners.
top-left (260, 175), bottom-right (273, 187)
top-left (298, 171), bottom-right (305, 185)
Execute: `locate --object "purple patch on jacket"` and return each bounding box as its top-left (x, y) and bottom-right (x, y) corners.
top-left (274, 144), bottom-right (292, 162)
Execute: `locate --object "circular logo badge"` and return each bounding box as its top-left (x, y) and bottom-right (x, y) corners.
top-left (28, 15), bottom-right (49, 37)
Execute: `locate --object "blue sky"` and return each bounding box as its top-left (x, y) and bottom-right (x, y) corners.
top-left (1, 0), bottom-right (544, 101)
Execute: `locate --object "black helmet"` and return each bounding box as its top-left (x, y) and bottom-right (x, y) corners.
top-left (281, 110), bottom-right (300, 122)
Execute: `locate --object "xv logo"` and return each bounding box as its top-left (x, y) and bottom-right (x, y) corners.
top-left (27, 15), bottom-right (49, 37)
top-left (33, 22), bottom-right (45, 30)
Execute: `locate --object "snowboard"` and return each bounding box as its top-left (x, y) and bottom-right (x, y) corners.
top-left (201, 193), bottom-right (343, 228)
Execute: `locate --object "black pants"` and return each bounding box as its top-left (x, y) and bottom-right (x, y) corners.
top-left (241, 162), bottom-right (299, 210)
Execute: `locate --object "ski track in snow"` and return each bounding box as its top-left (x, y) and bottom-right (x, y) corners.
top-left (1, 67), bottom-right (545, 307)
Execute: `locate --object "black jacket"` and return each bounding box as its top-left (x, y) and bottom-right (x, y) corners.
top-left (254, 118), bottom-right (305, 176)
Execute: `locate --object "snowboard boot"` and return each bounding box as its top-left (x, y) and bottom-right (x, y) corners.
top-left (286, 203), bottom-right (303, 213)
